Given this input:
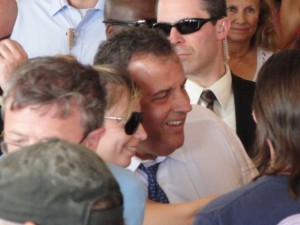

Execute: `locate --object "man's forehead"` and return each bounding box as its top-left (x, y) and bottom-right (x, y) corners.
top-left (157, 0), bottom-right (209, 21)
top-left (4, 97), bottom-right (81, 119)
top-left (128, 54), bottom-right (185, 88)
top-left (108, 0), bottom-right (156, 20)
top-left (129, 53), bottom-right (181, 72)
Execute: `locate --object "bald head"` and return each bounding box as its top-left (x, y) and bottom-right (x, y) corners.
top-left (104, 0), bottom-right (156, 38)
top-left (105, 0), bottom-right (156, 21)
top-left (0, 0), bottom-right (17, 39)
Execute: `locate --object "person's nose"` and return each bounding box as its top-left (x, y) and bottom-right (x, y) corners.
top-left (169, 27), bottom-right (185, 46)
top-left (172, 89), bottom-right (192, 113)
top-left (235, 11), bottom-right (246, 24)
top-left (134, 123), bottom-right (147, 141)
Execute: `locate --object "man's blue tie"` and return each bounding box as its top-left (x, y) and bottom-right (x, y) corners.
top-left (138, 163), bottom-right (169, 203)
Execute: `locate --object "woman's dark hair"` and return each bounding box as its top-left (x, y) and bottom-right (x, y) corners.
top-left (253, 49), bottom-right (300, 198)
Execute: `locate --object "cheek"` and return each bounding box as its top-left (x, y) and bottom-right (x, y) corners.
top-left (185, 35), bottom-right (200, 49)
top-left (248, 15), bottom-right (259, 27)
top-left (141, 104), bottom-right (169, 133)
top-left (106, 126), bottom-right (131, 147)
top-left (188, 32), bottom-right (215, 55)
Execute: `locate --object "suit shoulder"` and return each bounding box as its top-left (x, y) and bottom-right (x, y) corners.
top-left (231, 74), bottom-right (255, 92)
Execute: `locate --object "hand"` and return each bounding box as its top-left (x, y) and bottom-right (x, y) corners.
top-left (0, 39), bottom-right (28, 91)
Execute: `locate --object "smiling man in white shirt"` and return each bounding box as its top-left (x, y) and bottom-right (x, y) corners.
top-left (95, 27), bottom-right (257, 225)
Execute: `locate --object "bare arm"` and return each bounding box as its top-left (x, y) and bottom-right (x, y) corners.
top-left (143, 195), bottom-right (218, 225)
top-left (0, 39), bottom-right (28, 90)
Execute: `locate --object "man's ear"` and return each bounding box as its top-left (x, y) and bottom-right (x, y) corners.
top-left (105, 24), bottom-right (115, 39)
top-left (216, 17), bottom-right (231, 40)
top-left (82, 128), bottom-right (105, 151)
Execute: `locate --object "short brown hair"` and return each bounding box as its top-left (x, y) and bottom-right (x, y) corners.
top-left (2, 56), bottom-right (107, 136)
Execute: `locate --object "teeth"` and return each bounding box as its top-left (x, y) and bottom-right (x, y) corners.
top-left (126, 146), bottom-right (137, 152)
top-left (166, 120), bottom-right (182, 126)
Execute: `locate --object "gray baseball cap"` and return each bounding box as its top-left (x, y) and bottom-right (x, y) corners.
top-left (0, 138), bottom-right (123, 225)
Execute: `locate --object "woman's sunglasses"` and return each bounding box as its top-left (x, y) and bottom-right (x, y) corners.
top-left (105, 112), bottom-right (142, 135)
top-left (152, 17), bottom-right (221, 36)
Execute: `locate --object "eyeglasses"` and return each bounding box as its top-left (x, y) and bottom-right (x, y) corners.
top-left (105, 112), bottom-right (142, 135)
top-left (152, 17), bottom-right (222, 36)
top-left (103, 18), bottom-right (157, 28)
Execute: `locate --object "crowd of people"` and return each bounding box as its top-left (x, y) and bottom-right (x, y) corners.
top-left (0, 0), bottom-right (299, 224)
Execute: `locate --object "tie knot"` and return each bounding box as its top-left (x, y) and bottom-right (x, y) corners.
top-left (200, 90), bottom-right (216, 111)
top-left (138, 163), bottom-right (160, 176)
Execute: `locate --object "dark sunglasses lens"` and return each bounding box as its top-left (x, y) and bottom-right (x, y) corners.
top-left (138, 19), bottom-right (156, 28)
top-left (136, 23), bottom-right (151, 28)
top-left (153, 23), bottom-right (172, 36)
top-left (177, 20), bottom-right (200, 34)
top-left (124, 112), bottom-right (142, 135)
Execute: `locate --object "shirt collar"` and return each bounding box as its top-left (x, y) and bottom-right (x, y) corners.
top-left (127, 149), bottom-right (188, 172)
top-left (208, 64), bottom-right (232, 110)
top-left (49, 0), bottom-right (67, 17)
top-left (185, 79), bottom-right (202, 104)
top-left (186, 64), bottom-right (232, 109)
top-left (49, 0), bottom-right (104, 17)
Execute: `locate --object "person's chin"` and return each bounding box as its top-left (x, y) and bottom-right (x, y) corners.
top-left (124, 148), bottom-right (136, 160)
top-left (165, 135), bottom-right (184, 152)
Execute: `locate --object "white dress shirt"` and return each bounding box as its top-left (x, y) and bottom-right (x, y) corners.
top-left (11, 0), bottom-right (106, 65)
top-left (128, 105), bottom-right (258, 203)
top-left (186, 65), bottom-right (236, 132)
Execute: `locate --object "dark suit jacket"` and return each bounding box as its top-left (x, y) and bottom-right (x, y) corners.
top-left (231, 74), bottom-right (256, 157)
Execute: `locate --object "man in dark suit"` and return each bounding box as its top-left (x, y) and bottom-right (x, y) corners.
top-left (154, 0), bottom-right (256, 156)
top-left (232, 75), bottom-right (256, 156)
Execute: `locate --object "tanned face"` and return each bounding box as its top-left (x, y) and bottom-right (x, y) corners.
top-left (129, 54), bottom-right (192, 160)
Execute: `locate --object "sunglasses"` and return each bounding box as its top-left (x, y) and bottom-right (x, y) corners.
top-left (152, 17), bottom-right (222, 36)
top-left (105, 112), bottom-right (142, 135)
top-left (103, 18), bottom-right (157, 28)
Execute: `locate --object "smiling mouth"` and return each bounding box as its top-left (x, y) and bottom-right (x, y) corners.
top-left (166, 120), bottom-right (183, 126)
top-left (126, 146), bottom-right (137, 152)
top-left (231, 27), bottom-right (249, 32)
top-left (177, 52), bottom-right (190, 57)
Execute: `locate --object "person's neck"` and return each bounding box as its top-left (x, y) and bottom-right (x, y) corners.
top-left (228, 39), bottom-right (253, 59)
top-left (186, 56), bottom-right (227, 88)
top-left (136, 141), bottom-right (175, 161)
top-left (67, 0), bottom-right (97, 9)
